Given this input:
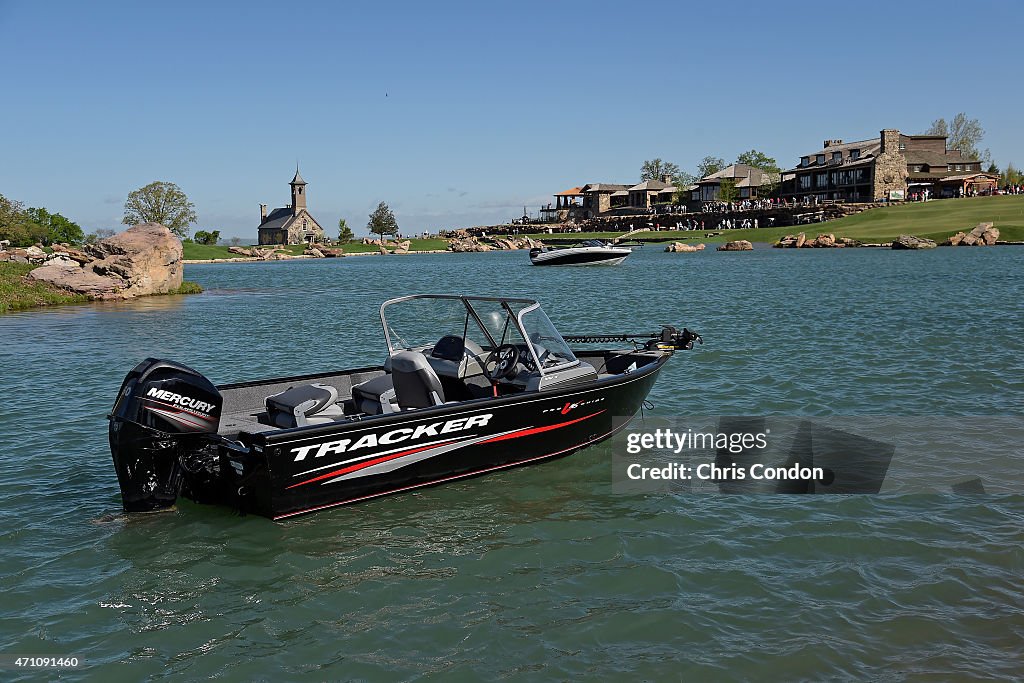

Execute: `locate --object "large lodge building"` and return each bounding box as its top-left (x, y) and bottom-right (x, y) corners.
top-left (538, 127), bottom-right (999, 220)
top-left (783, 129), bottom-right (998, 203)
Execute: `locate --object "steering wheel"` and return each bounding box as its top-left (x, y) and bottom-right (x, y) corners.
top-left (483, 344), bottom-right (521, 381)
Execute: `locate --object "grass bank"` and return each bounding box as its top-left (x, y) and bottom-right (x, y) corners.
top-left (0, 262), bottom-right (204, 314)
top-left (514, 195), bottom-right (1024, 245)
top-left (0, 262), bottom-right (88, 313)
top-left (183, 238), bottom-right (450, 261)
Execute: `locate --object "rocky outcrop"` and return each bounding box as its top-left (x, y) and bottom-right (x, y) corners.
top-left (304, 247), bottom-right (326, 258)
top-left (717, 240), bottom-right (753, 252)
top-left (665, 242), bottom-right (706, 252)
top-left (448, 237), bottom-right (493, 252)
top-left (227, 245), bottom-right (287, 259)
top-left (319, 247), bottom-right (345, 257)
top-left (28, 223), bottom-right (183, 299)
top-left (891, 234), bottom-right (937, 250)
top-left (775, 232), bottom-right (861, 248)
top-left (945, 222), bottom-right (998, 246)
top-left (490, 236), bottom-right (544, 250)
top-left (391, 240), bottom-right (411, 254)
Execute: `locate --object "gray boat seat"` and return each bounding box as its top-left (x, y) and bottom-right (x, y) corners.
top-left (351, 374), bottom-right (398, 415)
top-left (427, 335), bottom-right (486, 379)
top-left (391, 350), bottom-right (446, 410)
top-left (265, 383), bottom-right (346, 428)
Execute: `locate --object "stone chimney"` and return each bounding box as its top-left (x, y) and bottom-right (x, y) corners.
top-left (879, 129), bottom-right (901, 154)
top-left (823, 139), bottom-right (843, 148)
top-left (260, 203), bottom-right (267, 223)
top-left (662, 174), bottom-right (674, 184)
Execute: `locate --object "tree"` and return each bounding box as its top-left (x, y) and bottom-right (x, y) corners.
top-left (641, 158), bottom-right (682, 182)
top-left (1002, 163), bottom-right (1022, 186)
top-left (367, 202), bottom-right (398, 240)
top-left (228, 236), bottom-right (242, 247)
top-left (338, 218), bottom-right (354, 243)
top-left (25, 207), bottom-right (84, 245)
top-left (193, 229), bottom-right (220, 245)
top-left (718, 178), bottom-right (739, 203)
top-left (0, 194), bottom-right (47, 246)
top-left (696, 156), bottom-right (727, 180)
top-left (925, 118), bottom-right (948, 137)
top-left (926, 113), bottom-right (987, 163)
top-left (122, 181), bottom-right (197, 239)
top-left (735, 149), bottom-right (781, 174)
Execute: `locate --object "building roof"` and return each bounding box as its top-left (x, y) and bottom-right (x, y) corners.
top-left (610, 190), bottom-right (629, 197)
top-left (799, 137), bottom-right (880, 159)
top-left (700, 164), bottom-right (773, 185)
top-left (905, 150), bottom-right (980, 166)
top-left (554, 187), bottom-right (584, 196)
top-left (258, 208), bottom-right (293, 232)
top-left (291, 167), bottom-right (306, 185)
top-left (787, 137), bottom-right (882, 172)
top-left (937, 172), bottom-right (999, 182)
top-left (260, 207), bottom-right (292, 226)
top-left (581, 183), bottom-right (631, 192)
top-left (628, 179), bottom-right (671, 192)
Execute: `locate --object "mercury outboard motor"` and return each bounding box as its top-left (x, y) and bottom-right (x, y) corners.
top-left (108, 358), bottom-right (223, 512)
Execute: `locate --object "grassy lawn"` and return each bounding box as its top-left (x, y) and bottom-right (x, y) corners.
top-left (183, 238), bottom-right (450, 260)
top-left (0, 262), bottom-right (88, 313)
top-left (514, 196), bottom-right (1024, 245)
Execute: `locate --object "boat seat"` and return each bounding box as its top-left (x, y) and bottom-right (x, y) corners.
top-left (391, 350), bottom-right (446, 410)
top-left (265, 383), bottom-right (346, 428)
top-left (351, 374), bottom-right (398, 415)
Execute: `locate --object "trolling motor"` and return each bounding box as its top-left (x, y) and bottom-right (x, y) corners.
top-left (563, 325), bottom-right (703, 351)
top-left (108, 358), bottom-right (224, 512)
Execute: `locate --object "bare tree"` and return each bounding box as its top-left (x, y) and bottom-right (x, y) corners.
top-left (641, 159), bottom-right (682, 182)
top-left (926, 113), bottom-right (988, 163)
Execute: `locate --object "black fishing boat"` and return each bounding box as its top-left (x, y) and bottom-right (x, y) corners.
top-left (108, 295), bottom-right (700, 519)
top-left (529, 239), bottom-right (632, 266)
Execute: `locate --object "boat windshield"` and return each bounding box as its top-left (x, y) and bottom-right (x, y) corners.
top-left (380, 295), bottom-right (577, 373)
top-left (518, 304), bottom-right (578, 369)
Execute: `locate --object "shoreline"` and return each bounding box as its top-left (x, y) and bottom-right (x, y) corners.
top-left (184, 249), bottom-right (452, 264)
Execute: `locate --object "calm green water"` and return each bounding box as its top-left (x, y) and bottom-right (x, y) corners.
top-left (1, 247), bottom-right (1022, 680)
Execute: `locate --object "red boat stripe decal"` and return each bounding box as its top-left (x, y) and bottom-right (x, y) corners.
top-left (286, 440), bottom-right (464, 489)
top-left (321, 429), bottom-right (524, 484)
top-left (475, 411), bottom-right (604, 445)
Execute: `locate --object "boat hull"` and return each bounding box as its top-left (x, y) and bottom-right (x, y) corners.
top-left (529, 246), bottom-right (631, 266)
top-left (207, 355), bottom-right (667, 519)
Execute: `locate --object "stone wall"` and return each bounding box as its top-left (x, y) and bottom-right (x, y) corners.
top-left (286, 209), bottom-right (326, 244)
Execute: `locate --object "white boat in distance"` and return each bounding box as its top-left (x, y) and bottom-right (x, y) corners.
top-left (529, 240), bottom-right (632, 266)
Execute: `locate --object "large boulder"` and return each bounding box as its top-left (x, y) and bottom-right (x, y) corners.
top-left (891, 234), bottom-right (937, 250)
top-left (30, 223), bottom-right (183, 299)
top-left (943, 223), bottom-right (998, 247)
top-left (717, 240), bottom-right (753, 251)
top-left (971, 222), bottom-right (999, 245)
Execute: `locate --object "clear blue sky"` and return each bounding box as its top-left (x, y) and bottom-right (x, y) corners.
top-left (2, 0), bottom-right (1021, 239)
